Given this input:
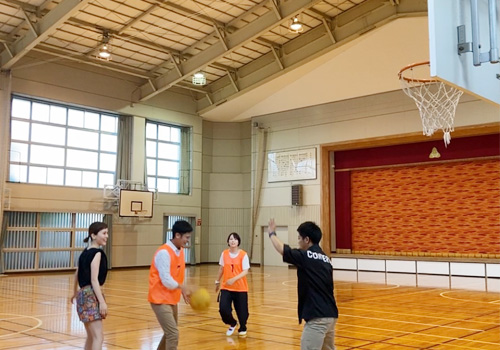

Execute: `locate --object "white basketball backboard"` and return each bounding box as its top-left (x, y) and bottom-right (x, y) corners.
top-left (428, 0), bottom-right (500, 105)
top-left (119, 189), bottom-right (154, 218)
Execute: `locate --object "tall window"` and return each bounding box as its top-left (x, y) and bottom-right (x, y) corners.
top-left (9, 96), bottom-right (118, 188)
top-left (146, 121), bottom-right (191, 194)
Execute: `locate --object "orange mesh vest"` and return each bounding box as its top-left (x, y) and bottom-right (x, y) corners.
top-left (148, 244), bottom-right (185, 304)
top-left (222, 249), bottom-right (248, 292)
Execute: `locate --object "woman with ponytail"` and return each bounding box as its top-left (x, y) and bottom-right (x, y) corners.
top-left (71, 222), bottom-right (109, 350)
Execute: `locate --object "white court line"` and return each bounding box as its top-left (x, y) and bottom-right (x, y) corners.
top-left (340, 313), bottom-right (484, 332)
top-left (0, 313), bottom-right (42, 338)
top-left (340, 323), bottom-right (500, 348)
top-left (440, 291), bottom-right (500, 304)
top-left (339, 305), bottom-right (499, 326)
top-left (336, 283), bottom-right (400, 291)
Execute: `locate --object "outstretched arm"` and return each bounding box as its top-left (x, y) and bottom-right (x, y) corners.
top-left (268, 218), bottom-right (284, 256)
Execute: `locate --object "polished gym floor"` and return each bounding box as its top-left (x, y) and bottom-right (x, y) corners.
top-left (0, 265), bottom-right (499, 349)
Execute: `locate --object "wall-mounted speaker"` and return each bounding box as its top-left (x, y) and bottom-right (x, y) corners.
top-left (291, 184), bottom-right (302, 206)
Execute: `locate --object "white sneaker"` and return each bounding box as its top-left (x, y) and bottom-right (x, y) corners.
top-left (238, 330), bottom-right (247, 337)
top-left (226, 325), bottom-right (237, 336)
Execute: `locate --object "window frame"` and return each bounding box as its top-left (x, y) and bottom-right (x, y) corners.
top-left (145, 120), bottom-right (191, 195)
top-left (9, 95), bottom-right (119, 188)
top-left (1, 212), bottom-right (105, 272)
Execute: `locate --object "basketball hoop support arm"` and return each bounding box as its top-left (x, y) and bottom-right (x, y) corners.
top-left (457, 0), bottom-right (499, 66)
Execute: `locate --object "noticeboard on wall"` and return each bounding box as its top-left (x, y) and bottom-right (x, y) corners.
top-left (267, 148), bottom-right (316, 182)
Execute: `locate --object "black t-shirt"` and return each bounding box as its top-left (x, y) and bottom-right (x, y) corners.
top-left (77, 248), bottom-right (108, 288)
top-left (283, 244), bottom-right (338, 323)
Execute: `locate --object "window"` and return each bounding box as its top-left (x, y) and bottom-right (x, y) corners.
top-left (146, 121), bottom-right (191, 194)
top-left (9, 96), bottom-right (118, 188)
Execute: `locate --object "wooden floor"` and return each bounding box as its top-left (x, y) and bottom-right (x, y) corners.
top-left (0, 265), bottom-right (499, 350)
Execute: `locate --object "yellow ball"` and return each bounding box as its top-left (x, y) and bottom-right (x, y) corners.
top-left (190, 287), bottom-right (211, 312)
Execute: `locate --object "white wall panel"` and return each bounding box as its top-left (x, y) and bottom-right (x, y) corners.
top-left (450, 263), bottom-right (486, 277)
top-left (486, 264), bottom-right (500, 278)
top-left (387, 260), bottom-right (416, 273)
top-left (331, 257), bottom-right (357, 270)
top-left (358, 259), bottom-right (385, 272)
top-left (417, 261), bottom-right (450, 275)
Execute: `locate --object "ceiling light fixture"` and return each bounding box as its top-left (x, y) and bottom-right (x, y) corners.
top-left (97, 30), bottom-right (112, 61)
top-left (192, 71), bottom-right (206, 86)
top-left (289, 16), bottom-right (304, 33)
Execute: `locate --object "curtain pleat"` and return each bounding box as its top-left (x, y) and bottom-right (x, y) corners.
top-left (179, 127), bottom-right (191, 195)
top-left (116, 115), bottom-right (133, 182)
top-left (0, 211), bottom-right (10, 274)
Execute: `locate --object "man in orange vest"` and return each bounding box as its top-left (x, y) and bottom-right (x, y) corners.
top-left (148, 220), bottom-right (193, 350)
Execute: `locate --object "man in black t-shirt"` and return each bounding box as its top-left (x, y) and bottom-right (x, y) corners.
top-left (268, 219), bottom-right (338, 350)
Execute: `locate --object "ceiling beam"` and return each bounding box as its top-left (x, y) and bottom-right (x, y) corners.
top-left (197, 0), bottom-right (427, 115)
top-left (156, 1), bottom-right (226, 29)
top-left (32, 45), bottom-right (154, 79)
top-left (118, 3), bottom-right (160, 35)
top-left (0, 0), bottom-right (37, 12)
top-left (135, 0), bottom-right (324, 102)
top-left (0, 0), bottom-right (91, 70)
top-left (68, 17), bottom-right (178, 57)
top-left (175, 0), bottom-right (272, 62)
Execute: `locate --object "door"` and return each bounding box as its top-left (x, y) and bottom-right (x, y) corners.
top-left (164, 215), bottom-right (196, 265)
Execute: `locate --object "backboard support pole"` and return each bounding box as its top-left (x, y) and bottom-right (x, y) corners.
top-left (457, 0), bottom-right (499, 66)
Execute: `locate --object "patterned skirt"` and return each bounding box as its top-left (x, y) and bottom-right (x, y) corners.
top-left (76, 285), bottom-right (103, 323)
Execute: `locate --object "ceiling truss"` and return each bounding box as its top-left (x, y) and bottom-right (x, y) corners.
top-left (0, 0), bottom-right (427, 116)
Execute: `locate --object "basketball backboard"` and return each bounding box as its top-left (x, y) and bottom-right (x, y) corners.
top-left (428, 0), bottom-right (500, 105)
top-left (119, 189), bottom-right (154, 218)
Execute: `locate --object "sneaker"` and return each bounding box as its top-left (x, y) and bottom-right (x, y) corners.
top-left (239, 331), bottom-right (247, 337)
top-left (226, 325), bottom-right (237, 336)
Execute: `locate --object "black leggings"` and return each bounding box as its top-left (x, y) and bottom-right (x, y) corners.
top-left (219, 290), bottom-right (249, 332)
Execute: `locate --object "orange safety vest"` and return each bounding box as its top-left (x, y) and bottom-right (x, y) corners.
top-left (221, 249), bottom-right (248, 292)
top-left (148, 244), bottom-right (185, 304)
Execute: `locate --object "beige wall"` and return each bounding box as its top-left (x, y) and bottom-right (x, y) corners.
top-left (1, 53), bottom-right (498, 268)
top-left (250, 91), bottom-right (500, 255)
top-left (201, 121), bottom-right (251, 263)
top-left (2, 54), bottom-right (203, 268)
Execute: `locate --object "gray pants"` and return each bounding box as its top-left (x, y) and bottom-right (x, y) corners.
top-left (301, 317), bottom-right (337, 350)
top-left (150, 303), bottom-right (179, 350)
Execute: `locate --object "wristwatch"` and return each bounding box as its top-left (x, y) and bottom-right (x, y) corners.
top-left (215, 280), bottom-right (220, 284)
top-left (268, 231), bottom-right (276, 238)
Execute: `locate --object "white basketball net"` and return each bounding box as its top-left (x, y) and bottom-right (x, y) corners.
top-left (399, 64), bottom-right (463, 146)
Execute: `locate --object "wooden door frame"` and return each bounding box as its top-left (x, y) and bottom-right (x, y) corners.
top-left (319, 123), bottom-right (500, 255)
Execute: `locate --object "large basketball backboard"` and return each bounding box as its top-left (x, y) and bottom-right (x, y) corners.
top-left (119, 189), bottom-right (154, 218)
top-left (428, 0), bottom-right (500, 105)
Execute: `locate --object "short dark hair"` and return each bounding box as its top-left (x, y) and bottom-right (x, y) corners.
top-left (172, 220), bottom-right (193, 236)
top-left (297, 221), bottom-right (322, 244)
top-left (84, 221), bottom-right (108, 243)
top-left (227, 232), bottom-right (241, 246)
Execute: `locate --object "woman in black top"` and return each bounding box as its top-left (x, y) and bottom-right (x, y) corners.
top-left (72, 221), bottom-right (109, 350)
